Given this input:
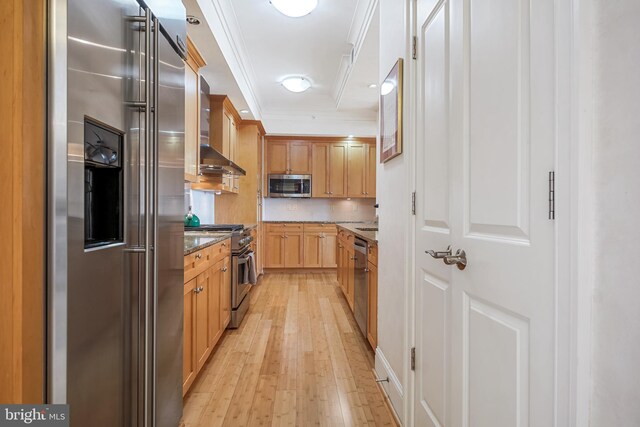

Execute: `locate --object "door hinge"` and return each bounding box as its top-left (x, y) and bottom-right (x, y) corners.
top-left (410, 347), bottom-right (416, 371)
top-left (411, 192), bottom-right (416, 215)
top-left (412, 36), bottom-right (417, 60)
top-left (548, 171), bottom-right (555, 220)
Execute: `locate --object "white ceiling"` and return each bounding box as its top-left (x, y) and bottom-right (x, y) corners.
top-left (183, 0), bottom-right (380, 136)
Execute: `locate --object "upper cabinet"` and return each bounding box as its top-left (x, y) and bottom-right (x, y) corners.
top-left (192, 95), bottom-right (243, 194)
top-left (184, 37), bottom-right (206, 183)
top-left (265, 138), bottom-right (312, 175)
top-left (267, 136), bottom-right (375, 199)
top-left (311, 142), bottom-right (348, 198)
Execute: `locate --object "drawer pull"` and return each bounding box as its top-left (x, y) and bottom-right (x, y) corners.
top-left (195, 253), bottom-right (202, 260)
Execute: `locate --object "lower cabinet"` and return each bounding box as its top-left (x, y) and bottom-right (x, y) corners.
top-left (183, 239), bottom-right (231, 396)
top-left (183, 278), bottom-right (197, 394)
top-left (264, 223), bottom-right (304, 268)
top-left (264, 223), bottom-right (337, 269)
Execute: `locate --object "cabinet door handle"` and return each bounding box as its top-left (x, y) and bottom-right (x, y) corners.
top-left (195, 253), bottom-right (202, 259)
top-left (194, 286), bottom-right (203, 294)
top-left (364, 268), bottom-right (370, 273)
top-left (222, 266), bottom-right (228, 272)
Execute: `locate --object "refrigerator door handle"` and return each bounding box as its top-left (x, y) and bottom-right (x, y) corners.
top-left (142, 8), bottom-right (153, 427)
top-left (150, 15), bottom-right (160, 427)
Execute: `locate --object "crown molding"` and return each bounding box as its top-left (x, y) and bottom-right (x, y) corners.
top-left (197, 0), bottom-right (263, 119)
top-left (332, 0), bottom-right (379, 108)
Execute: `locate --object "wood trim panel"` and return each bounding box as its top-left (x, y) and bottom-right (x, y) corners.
top-left (0, 0), bottom-right (46, 404)
top-left (210, 95), bottom-right (242, 126)
top-left (186, 36), bottom-right (206, 70)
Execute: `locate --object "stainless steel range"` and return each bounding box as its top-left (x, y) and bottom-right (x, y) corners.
top-left (185, 224), bottom-right (254, 328)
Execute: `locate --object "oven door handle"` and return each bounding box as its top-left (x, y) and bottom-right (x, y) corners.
top-left (236, 250), bottom-right (254, 264)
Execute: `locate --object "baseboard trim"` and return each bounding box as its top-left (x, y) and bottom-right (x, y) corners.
top-left (375, 347), bottom-right (404, 424)
top-left (373, 369), bottom-right (403, 426)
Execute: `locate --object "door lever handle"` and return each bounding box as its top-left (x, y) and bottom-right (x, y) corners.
top-left (426, 246), bottom-right (452, 259)
top-left (443, 249), bottom-right (467, 270)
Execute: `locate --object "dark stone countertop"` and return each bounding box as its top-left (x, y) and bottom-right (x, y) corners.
top-left (336, 222), bottom-right (379, 243)
top-left (184, 232), bottom-right (232, 256)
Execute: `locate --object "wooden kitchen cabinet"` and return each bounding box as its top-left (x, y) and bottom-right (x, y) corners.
top-left (302, 223), bottom-right (337, 268)
top-left (183, 238), bottom-right (231, 396)
top-left (184, 37), bottom-right (206, 183)
top-left (311, 143), bottom-right (348, 198)
top-left (266, 141), bottom-right (289, 174)
top-left (289, 142), bottom-right (312, 174)
top-left (347, 143), bottom-right (367, 198)
top-left (265, 138), bottom-right (312, 175)
top-left (367, 261), bottom-right (378, 350)
top-left (303, 232), bottom-right (323, 268)
top-left (183, 278), bottom-right (197, 394)
top-left (311, 144), bottom-right (329, 197)
top-left (265, 231), bottom-right (285, 268)
top-left (283, 232), bottom-right (304, 268)
top-left (366, 143), bottom-right (376, 197)
top-left (195, 268), bottom-right (213, 372)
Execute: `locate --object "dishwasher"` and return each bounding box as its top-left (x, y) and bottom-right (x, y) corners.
top-left (354, 237), bottom-right (369, 338)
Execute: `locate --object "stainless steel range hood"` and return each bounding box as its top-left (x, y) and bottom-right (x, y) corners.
top-left (199, 144), bottom-right (246, 176)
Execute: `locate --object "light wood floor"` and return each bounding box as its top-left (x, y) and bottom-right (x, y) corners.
top-left (182, 272), bottom-right (397, 427)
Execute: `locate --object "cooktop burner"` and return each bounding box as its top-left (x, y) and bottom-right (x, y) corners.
top-left (185, 224), bottom-right (244, 232)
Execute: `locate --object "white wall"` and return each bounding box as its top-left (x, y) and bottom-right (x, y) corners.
top-left (590, 0), bottom-right (640, 424)
top-left (375, 0), bottom-right (411, 421)
top-left (263, 198), bottom-right (376, 222)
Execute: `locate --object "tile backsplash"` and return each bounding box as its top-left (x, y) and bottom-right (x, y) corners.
top-left (184, 185), bottom-right (215, 224)
top-left (263, 198), bottom-right (376, 222)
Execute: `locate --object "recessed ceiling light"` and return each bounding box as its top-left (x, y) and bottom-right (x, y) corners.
top-left (368, 83), bottom-right (377, 89)
top-left (240, 109), bottom-right (250, 114)
top-left (348, 135), bottom-right (354, 138)
top-left (270, 0), bottom-right (318, 18)
top-left (186, 15), bottom-right (201, 25)
top-left (380, 81), bottom-right (395, 96)
top-left (281, 77), bottom-right (311, 93)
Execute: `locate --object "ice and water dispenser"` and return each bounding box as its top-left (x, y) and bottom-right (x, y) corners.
top-left (84, 118), bottom-right (124, 249)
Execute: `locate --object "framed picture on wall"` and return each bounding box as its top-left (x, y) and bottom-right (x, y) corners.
top-left (379, 58), bottom-right (403, 163)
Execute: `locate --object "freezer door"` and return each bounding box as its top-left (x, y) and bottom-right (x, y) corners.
top-left (153, 26), bottom-right (185, 427)
top-left (65, 0), bottom-right (144, 425)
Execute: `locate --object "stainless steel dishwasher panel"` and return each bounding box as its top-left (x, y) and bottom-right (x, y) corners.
top-left (353, 238), bottom-right (368, 338)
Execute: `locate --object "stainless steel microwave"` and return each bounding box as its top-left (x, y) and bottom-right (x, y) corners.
top-left (268, 174), bottom-right (312, 198)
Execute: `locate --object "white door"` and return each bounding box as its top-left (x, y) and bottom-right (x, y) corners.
top-left (413, 0), bottom-right (557, 426)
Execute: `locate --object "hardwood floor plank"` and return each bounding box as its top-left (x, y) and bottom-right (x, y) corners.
top-left (182, 273), bottom-right (396, 427)
top-left (182, 392), bottom-right (211, 427)
top-left (247, 375), bottom-right (278, 427)
top-left (272, 390), bottom-right (296, 427)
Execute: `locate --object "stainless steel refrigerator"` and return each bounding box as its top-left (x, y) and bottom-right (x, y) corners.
top-left (48, 0), bottom-right (186, 425)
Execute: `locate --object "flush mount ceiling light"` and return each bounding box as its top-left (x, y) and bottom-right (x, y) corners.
top-left (281, 76), bottom-right (311, 93)
top-left (186, 15), bottom-right (201, 25)
top-left (368, 83), bottom-right (378, 89)
top-left (240, 109), bottom-right (250, 114)
top-left (270, 0), bottom-right (318, 18)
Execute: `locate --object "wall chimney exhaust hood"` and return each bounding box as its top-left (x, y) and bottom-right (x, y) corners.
top-left (199, 145), bottom-right (246, 176)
